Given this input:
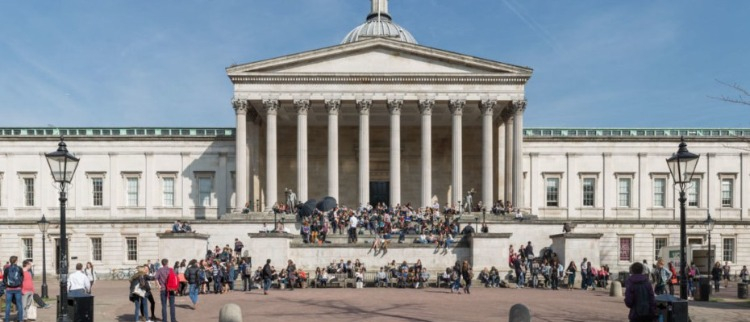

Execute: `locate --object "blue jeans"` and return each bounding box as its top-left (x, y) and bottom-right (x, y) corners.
top-left (581, 272), bottom-right (588, 289)
top-left (263, 278), bottom-right (272, 292)
top-left (188, 283), bottom-right (199, 305)
top-left (5, 289), bottom-right (23, 321)
top-left (160, 290), bottom-right (176, 322)
top-left (134, 296), bottom-right (149, 322)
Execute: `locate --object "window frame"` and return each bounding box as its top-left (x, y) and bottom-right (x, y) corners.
top-left (654, 236), bottom-right (668, 261)
top-left (652, 177), bottom-right (667, 208)
top-left (616, 174), bottom-right (635, 208)
top-left (619, 236), bottom-right (633, 262)
top-left (125, 237), bottom-right (138, 262)
top-left (545, 177), bottom-right (560, 207)
top-left (158, 172), bottom-right (178, 207)
top-left (91, 237), bottom-right (103, 262)
top-left (722, 237), bottom-right (735, 263)
top-left (687, 177), bottom-right (701, 208)
top-left (121, 172), bottom-right (142, 207)
top-left (19, 173), bottom-right (37, 207)
top-left (194, 171), bottom-right (215, 208)
top-left (22, 238), bottom-right (33, 260)
top-left (579, 173), bottom-right (598, 208)
top-left (86, 172), bottom-right (106, 207)
top-left (718, 174), bottom-right (737, 208)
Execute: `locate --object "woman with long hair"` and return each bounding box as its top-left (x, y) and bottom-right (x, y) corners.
top-left (566, 261), bottom-right (577, 290)
top-left (462, 260), bottom-right (473, 294)
top-left (84, 262), bottom-right (97, 293)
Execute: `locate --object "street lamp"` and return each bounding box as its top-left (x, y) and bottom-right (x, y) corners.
top-left (45, 136), bottom-right (80, 322)
top-left (37, 215), bottom-right (50, 299)
top-left (704, 213), bottom-right (715, 275)
top-left (666, 136), bottom-right (700, 301)
top-left (474, 216), bottom-right (479, 231)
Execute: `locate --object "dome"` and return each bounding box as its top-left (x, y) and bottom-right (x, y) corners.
top-left (341, 1), bottom-right (417, 44)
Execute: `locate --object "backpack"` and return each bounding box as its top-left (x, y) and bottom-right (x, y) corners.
top-left (632, 281), bottom-right (653, 319)
top-left (166, 268), bottom-right (179, 291)
top-left (5, 265), bottom-right (22, 288)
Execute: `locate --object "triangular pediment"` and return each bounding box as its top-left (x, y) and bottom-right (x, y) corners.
top-left (227, 38), bottom-right (532, 77)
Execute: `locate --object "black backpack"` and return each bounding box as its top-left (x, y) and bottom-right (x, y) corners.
top-left (5, 265), bottom-right (22, 288)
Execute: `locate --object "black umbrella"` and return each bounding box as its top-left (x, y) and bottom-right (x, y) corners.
top-left (316, 196), bottom-right (337, 212)
top-left (298, 199), bottom-right (317, 217)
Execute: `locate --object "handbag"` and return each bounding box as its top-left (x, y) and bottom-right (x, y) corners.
top-left (132, 282), bottom-right (146, 298)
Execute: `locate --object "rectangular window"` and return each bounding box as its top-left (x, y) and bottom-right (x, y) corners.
top-left (688, 179), bottom-right (700, 207)
top-left (546, 177), bottom-right (559, 207)
top-left (92, 177), bottom-right (103, 206)
top-left (723, 238), bottom-right (735, 262)
top-left (654, 237), bottom-right (668, 261)
top-left (22, 238), bottom-right (33, 260)
top-left (653, 178), bottom-right (666, 208)
top-left (198, 177), bottom-right (212, 207)
top-left (619, 237), bottom-right (632, 261)
top-left (582, 178), bottom-right (595, 207)
top-left (618, 178), bottom-right (631, 207)
top-left (24, 178), bottom-right (35, 206)
top-left (721, 179), bottom-right (733, 207)
top-left (127, 177), bottom-right (139, 207)
top-left (0, 173), bottom-right (3, 207)
top-left (163, 177), bottom-right (175, 207)
top-left (126, 237), bottom-right (137, 261)
top-left (91, 238), bottom-right (102, 261)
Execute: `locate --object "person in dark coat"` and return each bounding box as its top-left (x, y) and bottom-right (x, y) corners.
top-left (624, 262), bottom-right (656, 322)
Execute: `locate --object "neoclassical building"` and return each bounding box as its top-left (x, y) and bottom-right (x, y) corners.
top-left (0, 0), bottom-right (748, 274)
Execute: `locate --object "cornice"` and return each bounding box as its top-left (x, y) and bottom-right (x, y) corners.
top-left (229, 74), bottom-right (530, 85)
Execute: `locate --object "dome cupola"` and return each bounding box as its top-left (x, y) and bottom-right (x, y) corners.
top-left (342, 0), bottom-right (417, 44)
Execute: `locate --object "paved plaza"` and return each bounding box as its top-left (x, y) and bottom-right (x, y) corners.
top-left (25, 279), bottom-right (749, 321)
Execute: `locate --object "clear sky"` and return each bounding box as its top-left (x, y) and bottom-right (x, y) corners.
top-left (1, 0), bottom-right (749, 128)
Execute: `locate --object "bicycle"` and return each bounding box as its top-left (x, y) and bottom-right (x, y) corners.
top-left (111, 267), bottom-right (137, 280)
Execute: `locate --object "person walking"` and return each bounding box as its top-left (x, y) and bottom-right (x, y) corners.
top-left (239, 259), bottom-right (251, 291)
top-left (461, 261), bottom-right (473, 294)
top-left (130, 265), bottom-right (154, 322)
top-left (711, 261), bottom-right (722, 292)
top-left (667, 262), bottom-right (678, 296)
top-left (262, 259), bottom-right (273, 295)
top-left (3, 256), bottom-right (24, 322)
top-left (722, 261), bottom-right (731, 289)
top-left (624, 262), bottom-right (656, 322)
top-left (21, 259), bottom-right (36, 321)
top-left (157, 258), bottom-right (178, 322)
top-left (580, 258), bottom-right (588, 290)
top-left (68, 263), bottom-right (91, 297)
top-left (185, 259), bottom-right (201, 310)
top-left (84, 262), bottom-right (97, 294)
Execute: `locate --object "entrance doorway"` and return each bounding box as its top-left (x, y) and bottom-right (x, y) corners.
top-left (370, 181), bottom-right (389, 206)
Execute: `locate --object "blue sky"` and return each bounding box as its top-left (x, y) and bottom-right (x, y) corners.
top-left (1, 0), bottom-right (749, 128)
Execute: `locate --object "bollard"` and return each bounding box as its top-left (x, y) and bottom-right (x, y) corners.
top-left (738, 283), bottom-right (748, 299)
top-left (609, 281), bottom-right (623, 297)
top-left (219, 303), bottom-right (243, 322)
top-left (509, 303), bottom-right (531, 322)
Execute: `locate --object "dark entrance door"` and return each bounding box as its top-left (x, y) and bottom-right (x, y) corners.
top-left (370, 181), bottom-right (390, 206)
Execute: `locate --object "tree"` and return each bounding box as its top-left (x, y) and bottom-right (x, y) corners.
top-left (711, 80), bottom-right (750, 106)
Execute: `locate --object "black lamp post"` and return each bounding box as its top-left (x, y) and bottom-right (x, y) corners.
top-left (474, 217), bottom-right (479, 231)
top-left (704, 213), bottom-right (715, 275)
top-left (37, 215), bottom-right (50, 299)
top-left (666, 137), bottom-right (700, 301)
top-left (482, 207), bottom-right (486, 223)
top-left (45, 137), bottom-right (80, 322)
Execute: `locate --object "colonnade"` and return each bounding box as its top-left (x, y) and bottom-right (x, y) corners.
top-left (233, 98), bottom-right (526, 213)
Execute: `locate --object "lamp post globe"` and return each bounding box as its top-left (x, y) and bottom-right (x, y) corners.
top-left (37, 215), bottom-right (50, 299)
top-left (666, 136), bottom-right (700, 301)
top-left (45, 136), bottom-right (80, 322)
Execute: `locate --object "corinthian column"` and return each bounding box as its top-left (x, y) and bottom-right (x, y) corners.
top-left (388, 99), bottom-right (403, 207)
top-left (480, 99), bottom-right (496, 210)
top-left (449, 99), bottom-right (465, 207)
top-left (419, 99), bottom-right (434, 207)
top-left (357, 99), bottom-right (372, 206)
top-left (263, 99), bottom-right (279, 211)
top-left (511, 100), bottom-right (527, 209)
top-left (233, 99), bottom-right (249, 212)
top-left (325, 99), bottom-right (341, 200)
top-left (503, 108), bottom-right (514, 205)
top-left (294, 99), bottom-right (310, 202)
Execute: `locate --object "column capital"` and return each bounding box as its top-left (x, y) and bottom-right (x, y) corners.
top-left (356, 99), bottom-right (372, 115)
top-left (449, 99), bottom-right (466, 115)
top-left (232, 99), bottom-right (249, 115)
top-left (418, 99), bottom-right (434, 115)
top-left (294, 99), bottom-right (311, 115)
top-left (511, 99), bottom-right (527, 114)
top-left (262, 99), bottom-right (280, 115)
top-left (480, 99), bottom-right (496, 115)
top-left (387, 99), bottom-right (403, 115)
top-left (325, 99), bottom-right (341, 115)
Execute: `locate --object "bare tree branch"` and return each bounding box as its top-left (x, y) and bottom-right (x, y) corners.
top-left (709, 79), bottom-right (750, 106)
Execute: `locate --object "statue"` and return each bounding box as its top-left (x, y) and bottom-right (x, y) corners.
top-left (464, 189), bottom-right (475, 212)
top-left (286, 188), bottom-right (297, 213)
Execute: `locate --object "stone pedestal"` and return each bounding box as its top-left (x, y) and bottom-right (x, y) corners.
top-left (247, 233), bottom-right (295, 268)
top-left (156, 233), bottom-right (210, 262)
top-left (550, 233), bottom-right (603, 269)
top-left (471, 233), bottom-right (512, 270)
